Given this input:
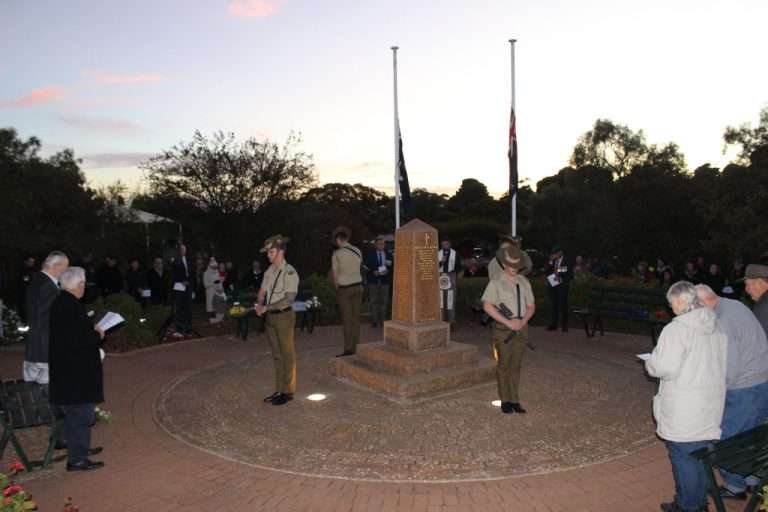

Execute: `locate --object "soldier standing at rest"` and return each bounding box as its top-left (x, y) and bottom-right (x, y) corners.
top-left (488, 234), bottom-right (532, 281)
top-left (332, 226), bottom-right (364, 357)
top-left (482, 245), bottom-right (536, 415)
top-left (254, 235), bottom-right (299, 406)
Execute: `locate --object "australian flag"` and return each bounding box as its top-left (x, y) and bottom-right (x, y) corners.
top-left (508, 106), bottom-right (518, 198)
top-left (398, 126), bottom-right (412, 213)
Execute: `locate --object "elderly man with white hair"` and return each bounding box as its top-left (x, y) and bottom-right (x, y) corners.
top-left (645, 281), bottom-right (728, 512)
top-left (23, 250), bottom-right (69, 385)
top-left (696, 283), bottom-right (768, 500)
top-left (49, 267), bottom-right (106, 471)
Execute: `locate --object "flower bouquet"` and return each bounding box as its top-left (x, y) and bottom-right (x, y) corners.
top-left (228, 304), bottom-right (250, 319)
top-left (94, 407), bottom-right (113, 423)
top-left (1, 463), bottom-right (36, 512)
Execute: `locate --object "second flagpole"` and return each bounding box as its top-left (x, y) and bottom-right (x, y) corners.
top-left (391, 46), bottom-right (401, 230)
top-left (509, 39), bottom-right (517, 237)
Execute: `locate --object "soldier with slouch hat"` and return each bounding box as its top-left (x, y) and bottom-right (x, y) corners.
top-left (254, 235), bottom-right (299, 406)
top-left (482, 245), bottom-right (536, 414)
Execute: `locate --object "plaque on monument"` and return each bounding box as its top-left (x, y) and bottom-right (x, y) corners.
top-left (392, 219), bottom-right (439, 324)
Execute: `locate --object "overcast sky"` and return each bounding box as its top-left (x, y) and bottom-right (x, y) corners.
top-left (2, 0), bottom-right (766, 196)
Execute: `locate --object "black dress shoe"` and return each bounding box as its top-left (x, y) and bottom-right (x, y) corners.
top-left (54, 441), bottom-right (68, 450)
top-left (546, 326), bottom-right (557, 331)
top-left (500, 402), bottom-right (515, 414)
top-left (263, 392), bottom-right (280, 403)
top-left (89, 447), bottom-right (103, 455)
top-left (718, 486), bottom-right (747, 500)
top-left (335, 351), bottom-right (355, 358)
top-left (66, 459), bottom-right (105, 472)
top-left (660, 502), bottom-right (708, 512)
top-left (371, 322), bottom-right (378, 327)
top-left (511, 403), bottom-right (527, 414)
top-left (271, 393), bottom-right (289, 406)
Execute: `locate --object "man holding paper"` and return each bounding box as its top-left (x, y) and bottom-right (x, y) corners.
top-left (49, 267), bottom-right (106, 472)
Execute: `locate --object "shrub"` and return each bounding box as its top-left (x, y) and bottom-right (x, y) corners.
top-left (90, 293), bottom-right (170, 352)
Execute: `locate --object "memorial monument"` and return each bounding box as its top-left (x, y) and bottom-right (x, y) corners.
top-left (331, 219), bottom-right (495, 400)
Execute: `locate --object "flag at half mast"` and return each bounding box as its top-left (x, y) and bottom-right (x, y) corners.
top-left (397, 120), bottom-right (412, 213)
top-left (508, 106), bottom-right (518, 198)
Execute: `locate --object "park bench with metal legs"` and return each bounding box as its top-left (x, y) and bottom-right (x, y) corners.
top-left (0, 377), bottom-right (65, 472)
top-left (691, 423), bottom-right (768, 512)
top-left (572, 286), bottom-right (671, 346)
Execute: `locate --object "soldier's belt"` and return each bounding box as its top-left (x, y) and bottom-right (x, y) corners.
top-left (267, 306), bottom-right (293, 314)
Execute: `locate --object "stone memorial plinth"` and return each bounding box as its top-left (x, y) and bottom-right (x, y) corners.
top-left (331, 219), bottom-right (494, 400)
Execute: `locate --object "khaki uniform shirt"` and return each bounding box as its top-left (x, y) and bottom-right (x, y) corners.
top-left (332, 242), bottom-right (363, 286)
top-left (488, 251), bottom-right (533, 280)
top-left (481, 274), bottom-right (535, 318)
top-left (260, 261), bottom-right (299, 310)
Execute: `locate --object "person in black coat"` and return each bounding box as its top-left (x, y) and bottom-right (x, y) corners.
top-left (545, 245), bottom-right (573, 332)
top-left (49, 266), bottom-right (105, 471)
top-left (146, 256), bottom-right (169, 305)
top-left (171, 244), bottom-right (193, 336)
top-left (16, 255), bottom-right (37, 323)
top-left (24, 251), bottom-right (69, 385)
top-left (96, 255), bottom-right (123, 297)
top-left (364, 237), bottom-right (393, 327)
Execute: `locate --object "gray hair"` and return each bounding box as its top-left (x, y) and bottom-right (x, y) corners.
top-left (667, 281), bottom-right (705, 314)
top-left (43, 250), bottom-right (69, 269)
top-left (59, 267), bottom-right (86, 291)
top-left (694, 284), bottom-right (718, 300)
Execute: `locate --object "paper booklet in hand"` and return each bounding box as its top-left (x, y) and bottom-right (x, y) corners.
top-left (97, 312), bottom-right (125, 332)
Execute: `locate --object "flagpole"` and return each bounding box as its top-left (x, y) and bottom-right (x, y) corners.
top-left (392, 46), bottom-right (401, 230)
top-left (509, 39), bottom-right (517, 237)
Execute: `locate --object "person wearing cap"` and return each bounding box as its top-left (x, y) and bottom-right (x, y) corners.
top-left (545, 245), bottom-right (572, 332)
top-left (488, 234), bottom-right (532, 281)
top-left (254, 235), bottom-right (300, 406)
top-left (331, 226), bottom-right (363, 357)
top-left (744, 263), bottom-right (768, 335)
top-left (695, 284), bottom-right (768, 500)
top-left (481, 245), bottom-right (536, 414)
top-left (438, 236), bottom-right (461, 329)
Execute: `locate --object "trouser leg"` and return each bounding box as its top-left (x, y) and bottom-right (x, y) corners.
top-left (266, 315), bottom-right (283, 392)
top-left (274, 312), bottom-right (296, 394)
top-left (62, 403), bottom-right (94, 465)
top-left (666, 440), bottom-right (710, 511)
top-left (338, 286), bottom-right (361, 353)
top-left (548, 287), bottom-right (558, 327)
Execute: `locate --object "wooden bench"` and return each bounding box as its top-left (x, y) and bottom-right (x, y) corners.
top-left (0, 377), bottom-right (65, 472)
top-left (691, 423), bottom-right (768, 512)
top-left (572, 286), bottom-right (672, 345)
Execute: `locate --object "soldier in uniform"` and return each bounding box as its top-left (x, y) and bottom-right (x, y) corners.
top-left (254, 235), bottom-right (300, 406)
top-left (482, 245), bottom-right (536, 414)
top-left (331, 226), bottom-right (364, 357)
top-left (488, 234), bottom-right (532, 280)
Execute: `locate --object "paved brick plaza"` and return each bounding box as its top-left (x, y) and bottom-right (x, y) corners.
top-left (0, 325), bottom-right (746, 511)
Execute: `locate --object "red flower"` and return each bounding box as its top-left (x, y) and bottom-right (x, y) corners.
top-left (3, 484), bottom-right (23, 497)
top-left (8, 461), bottom-right (25, 474)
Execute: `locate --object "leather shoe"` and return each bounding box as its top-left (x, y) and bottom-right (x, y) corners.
top-left (263, 392), bottom-right (280, 403)
top-left (660, 502), bottom-right (708, 511)
top-left (511, 403), bottom-right (527, 414)
top-left (335, 351), bottom-right (355, 358)
top-left (718, 486), bottom-right (747, 500)
top-left (271, 393), bottom-right (289, 406)
top-left (66, 459), bottom-right (105, 472)
top-left (89, 447), bottom-right (103, 456)
top-left (500, 402), bottom-right (515, 414)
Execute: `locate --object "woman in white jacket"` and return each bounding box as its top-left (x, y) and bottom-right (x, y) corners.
top-left (203, 257), bottom-right (221, 316)
top-left (646, 281), bottom-right (727, 512)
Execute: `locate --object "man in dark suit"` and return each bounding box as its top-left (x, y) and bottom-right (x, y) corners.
top-left (16, 255), bottom-right (37, 323)
top-left (24, 250), bottom-right (68, 386)
top-left (365, 237), bottom-right (393, 327)
top-left (171, 244), bottom-right (193, 336)
top-left (545, 245), bottom-right (573, 332)
top-left (49, 266), bottom-right (105, 471)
